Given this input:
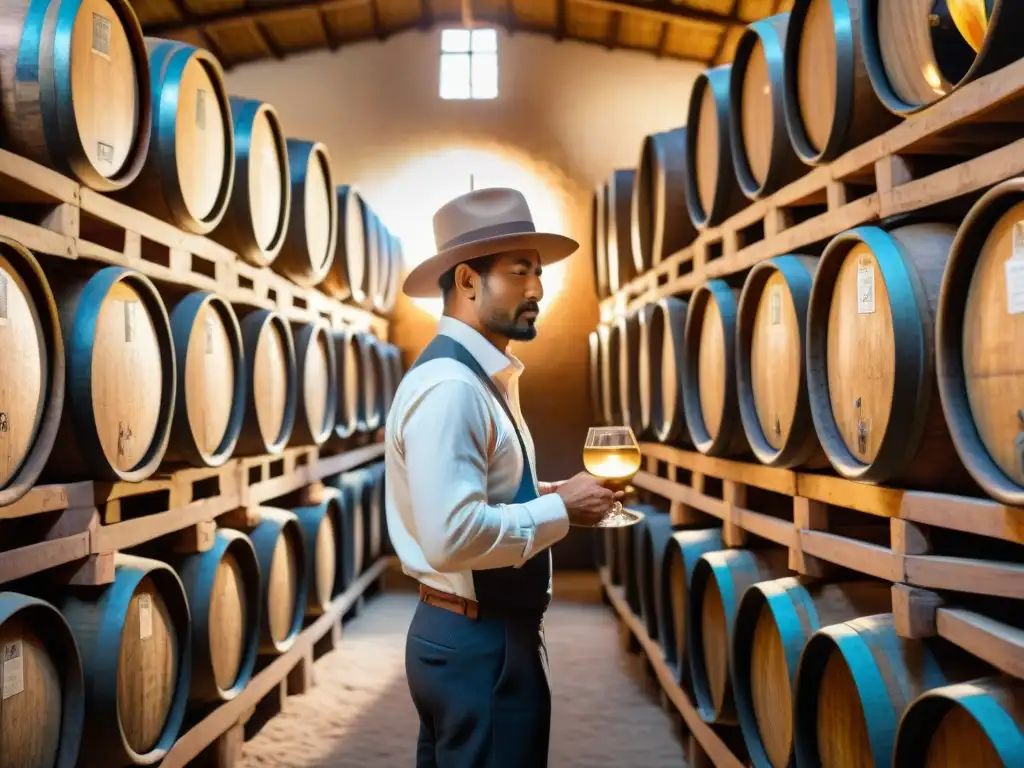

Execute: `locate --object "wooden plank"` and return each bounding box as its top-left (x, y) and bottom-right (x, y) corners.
top-left (160, 556), bottom-right (391, 768)
top-left (796, 474), bottom-right (904, 518)
top-left (732, 507), bottom-right (796, 548)
top-left (0, 533), bottom-right (90, 584)
top-left (798, 530), bottom-right (902, 581)
top-left (90, 496), bottom-right (239, 554)
top-left (315, 442), bottom-right (386, 479)
top-left (900, 491), bottom-right (1024, 545)
top-left (902, 555), bottom-right (1024, 600)
top-left (639, 443), bottom-right (797, 495)
top-left (0, 148), bottom-right (80, 204)
top-left (0, 482), bottom-right (93, 520)
top-left (600, 573), bottom-right (745, 768)
top-left (632, 471), bottom-right (727, 520)
top-left (936, 608), bottom-right (1024, 680)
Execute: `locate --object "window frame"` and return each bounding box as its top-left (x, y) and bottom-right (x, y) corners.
top-left (439, 28), bottom-right (498, 100)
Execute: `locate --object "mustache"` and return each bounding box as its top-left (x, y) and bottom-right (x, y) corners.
top-left (516, 302), bottom-right (540, 317)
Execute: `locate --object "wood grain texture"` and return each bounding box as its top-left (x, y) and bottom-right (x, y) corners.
top-left (630, 128), bottom-right (695, 273)
top-left (274, 139), bottom-right (337, 289)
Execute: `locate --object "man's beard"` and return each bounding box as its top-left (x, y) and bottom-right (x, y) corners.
top-left (484, 302), bottom-right (540, 341)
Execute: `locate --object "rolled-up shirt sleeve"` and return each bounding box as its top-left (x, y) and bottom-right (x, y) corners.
top-left (402, 378), bottom-right (569, 572)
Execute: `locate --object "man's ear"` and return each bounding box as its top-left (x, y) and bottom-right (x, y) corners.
top-left (455, 263), bottom-right (477, 300)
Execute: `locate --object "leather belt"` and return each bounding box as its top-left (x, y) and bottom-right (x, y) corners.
top-left (419, 583), bottom-right (479, 620)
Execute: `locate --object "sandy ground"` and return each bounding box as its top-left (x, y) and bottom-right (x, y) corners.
top-left (238, 576), bottom-right (685, 767)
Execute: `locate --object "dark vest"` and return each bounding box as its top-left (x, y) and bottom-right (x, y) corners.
top-left (409, 333), bottom-right (552, 614)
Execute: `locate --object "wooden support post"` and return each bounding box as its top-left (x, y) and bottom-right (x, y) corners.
top-left (286, 646), bottom-right (315, 695)
top-left (892, 584), bottom-right (944, 639)
top-left (722, 481), bottom-right (747, 547)
top-left (791, 497), bottom-right (835, 578)
top-left (172, 520), bottom-right (217, 553)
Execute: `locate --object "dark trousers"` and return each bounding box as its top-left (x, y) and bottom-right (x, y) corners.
top-left (405, 600), bottom-right (551, 767)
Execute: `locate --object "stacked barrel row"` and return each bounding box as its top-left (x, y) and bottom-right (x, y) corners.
top-left (0, 462), bottom-right (386, 768)
top-left (0, 238), bottom-right (403, 507)
top-left (591, 174), bottom-right (1024, 506)
top-left (0, 0), bottom-right (402, 313)
top-left (602, 507), bottom-right (1023, 768)
top-left (591, 0), bottom-right (1024, 298)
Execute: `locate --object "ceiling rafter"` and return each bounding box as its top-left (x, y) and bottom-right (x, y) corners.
top-left (574, 0), bottom-right (741, 28)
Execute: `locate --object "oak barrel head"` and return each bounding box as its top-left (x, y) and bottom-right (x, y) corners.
top-left (0, 0), bottom-right (153, 190)
top-left (860, 0), bottom-right (1023, 116)
top-left (332, 327), bottom-right (361, 441)
top-left (210, 97), bottom-right (291, 268)
top-left (631, 127), bottom-right (695, 272)
top-left (606, 169), bottom-right (637, 292)
top-left (592, 182), bottom-right (610, 299)
top-left (277, 139), bottom-right (338, 289)
top-left (166, 291), bottom-right (245, 468)
top-left (293, 320), bottom-right (338, 447)
top-left (736, 255), bottom-right (824, 468)
top-left (245, 508), bottom-right (309, 655)
top-left (236, 307), bottom-right (297, 457)
top-left (937, 180), bottom-right (1024, 505)
top-left (0, 239), bottom-right (64, 507)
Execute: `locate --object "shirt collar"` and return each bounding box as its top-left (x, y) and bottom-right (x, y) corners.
top-left (436, 316), bottom-right (524, 381)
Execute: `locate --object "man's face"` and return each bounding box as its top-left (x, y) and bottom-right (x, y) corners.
top-left (475, 249), bottom-right (544, 342)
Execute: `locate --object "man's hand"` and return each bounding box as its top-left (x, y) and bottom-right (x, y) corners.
top-left (554, 472), bottom-right (623, 526)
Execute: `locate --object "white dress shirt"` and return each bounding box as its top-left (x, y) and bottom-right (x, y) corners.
top-left (383, 316), bottom-right (570, 600)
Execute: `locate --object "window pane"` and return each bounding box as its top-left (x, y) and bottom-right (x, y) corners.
top-left (440, 52), bottom-right (471, 99)
top-left (441, 29), bottom-right (470, 52)
top-left (471, 51), bottom-right (498, 99)
top-left (471, 28), bottom-right (497, 52)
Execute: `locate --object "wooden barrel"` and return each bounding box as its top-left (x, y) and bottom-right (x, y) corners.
top-left (861, 0), bottom-right (1023, 116)
top-left (615, 310), bottom-right (644, 438)
top-left (640, 296), bottom-right (689, 445)
top-left (592, 182), bottom-right (610, 299)
top-left (588, 329), bottom-right (604, 425)
top-left (936, 179), bottom-right (1024, 506)
top-left (209, 97), bottom-right (291, 268)
top-left (234, 307), bottom-right (297, 456)
top-left (631, 127), bottom-right (696, 273)
top-left (730, 577), bottom-right (893, 768)
top-left (242, 508), bottom-right (308, 654)
top-left (275, 139), bottom-right (338, 289)
top-left (729, 14), bottom-right (807, 200)
top-left (687, 547), bottom-right (790, 724)
top-left (356, 203), bottom-right (381, 311)
top-left (0, 0), bottom-right (152, 191)
top-left (606, 169), bottom-right (637, 292)
top-left (635, 511), bottom-right (677, 641)
top-left (323, 472), bottom-right (365, 587)
top-left (56, 553), bottom-right (191, 765)
top-left (42, 264), bottom-right (175, 483)
top-left (601, 322), bottom-right (623, 427)
top-left (0, 592), bottom-right (84, 768)
top-left (118, 38), bottom-right (234, 234)
top-left (292, 489), bottom-right (345, 614)
top-left (377, 342), bottom-right (402, 424)
top-left (793, 613), bottom-right (988, 768)
top-left (616, 505), bottom-right (662, 616)
top-left (354, 331), bottom-right (384, 433)
top-left (382, 232), bottom-right (404, 314)
top-left (894, 676), bottom-right (1024, 767)
top-left (332, 327), bottom-right (360, 440)
top-left (359, 463), bottom-right (385, 563)
top-left (684, 65), bottom-right (747, 229)
top-left (163, 291), bottom-right (244, 468)
top-left (782, 0), bottom-right (899, 164)
top-left (320, 185), bottom-right (364, 302)
top-left (373, 221), bottom-right (392, 314)
top-left (736, 256), bottom-right (826, 468)
top-left (0, 239), bottom-right (65, 507)
top-left (806, 222), bottom-right (970, 489)
top-left (291, 319), bottom-right (338, 447)
top-left (658, 528), bottom-right (723, 683)
top-left (168, 528), bottom-right (260, 706)
top-left (683, 280), bottom-right (749, 457)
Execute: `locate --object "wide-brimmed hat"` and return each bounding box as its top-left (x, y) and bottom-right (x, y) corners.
top-left (402, 187), bottom-right (579, 298)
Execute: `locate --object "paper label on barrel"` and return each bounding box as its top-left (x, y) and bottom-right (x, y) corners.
top-left (857, 266), bottom-right (875, 314)
top-left (204, 315), bottom-right (215, 354)
top-left (196, 89), bottom-right (207, 131)
top-left (123, 300), bottom-right (137, 343)
top-left (1005, 260), bottom-right (1024, 315)
top-left (2, 640), bottom-right (24, 700)
top-left (97, 142), bottom-right (114, 165)
top-left (92, 13), bottom-right (111, 57)
top-left (770, 285), bottom-right (782, 325)
top-left (0, 272), bottom-right (7, 325)
top-left (138, 593), bottom-right (153, 640)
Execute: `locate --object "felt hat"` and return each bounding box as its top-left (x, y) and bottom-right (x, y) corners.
top-left (401, 187), bottom-right (579, 297)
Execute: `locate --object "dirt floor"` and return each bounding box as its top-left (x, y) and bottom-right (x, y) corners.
top-left (238, 573), bottom-right (686, 767)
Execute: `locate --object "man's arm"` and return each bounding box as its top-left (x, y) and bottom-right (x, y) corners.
top-left (402, 378), bottom-right (569, 572)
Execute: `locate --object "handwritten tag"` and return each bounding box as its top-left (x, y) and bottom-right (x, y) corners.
top-left (857, 265), bottom-right (875, 315)
top-left (92, 13), bottom-right (111, 57)
top-left (2, 640), bottom-right (24, 700)
top-left (0, 271), bottom-right (7, 324)
top-left (770, 285), bottom-right (782, 325)
top-left (139, 593), bottom-right (153, 640)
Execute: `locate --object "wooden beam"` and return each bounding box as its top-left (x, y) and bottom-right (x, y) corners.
top-left (251, 19), bottom-right (284, 58)
top-left (369, 0), bottom-right (385, 39)
top-left (146, 0), bottom-right (370, 37)
top-left (574, 0), bottom-right (741, 28)
top-left (710, 0), bottom-right (738, 62)
top-left (556, 0), bottom-right (566, 40)
top-left (316, 9), bottom-right (337, 49)
top-left (656, 20), bottom-right (669, 57)
top-left (460, 0), bottom-right (474, 28)
top-left (605, 9), bottom-right (620, 49)
top-left (419, 0), bottom-right (434, 30)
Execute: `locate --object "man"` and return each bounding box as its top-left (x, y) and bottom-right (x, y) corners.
top-left (384, 187), bottom-right (619, 767)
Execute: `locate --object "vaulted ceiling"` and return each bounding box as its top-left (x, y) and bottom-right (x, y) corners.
top-left (129, 0), bottom-right (794, 69)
